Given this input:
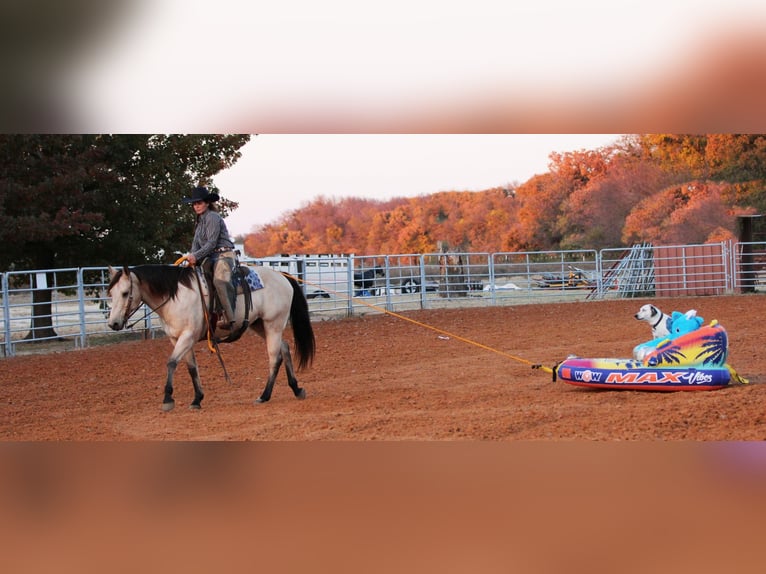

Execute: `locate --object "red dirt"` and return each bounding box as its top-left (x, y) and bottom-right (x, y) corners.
top-left (1, 295), bottom-right (764, 440)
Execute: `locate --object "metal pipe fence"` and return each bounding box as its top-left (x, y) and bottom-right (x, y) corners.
top-left (2, 241), bottom-right (764, 357)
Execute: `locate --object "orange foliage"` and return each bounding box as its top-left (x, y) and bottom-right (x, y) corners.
top-left (705, 134), bottom-right (766, 182)
top-left (245, 189), bottom-right (520, 255)
top-left (511, 173), bottom-right (564, 251)
top-left (548, 148), bottom-right (610, 186)
top-left (560, 154), bottom-right (678, 249)
top-left (638, 134), bottom-right (709, 178)
top-left (242, 135), bottom-right (766, 256)
top-left (623, 181), bottom-right (736, 246)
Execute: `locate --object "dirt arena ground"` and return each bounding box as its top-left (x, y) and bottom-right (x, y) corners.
top-left (1, 295), bottom-right (764, 440)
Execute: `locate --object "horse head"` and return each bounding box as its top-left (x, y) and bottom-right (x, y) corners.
top-left (106, 265), bottom-right (140, 331)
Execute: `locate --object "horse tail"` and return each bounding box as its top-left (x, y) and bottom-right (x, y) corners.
top-left (284, 274), bottom-right (316, 370)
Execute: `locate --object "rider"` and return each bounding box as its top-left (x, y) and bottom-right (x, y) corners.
top-left (183, 186), bottom-right (237, 331)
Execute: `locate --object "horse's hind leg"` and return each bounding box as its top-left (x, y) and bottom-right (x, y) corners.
top-left (255, 340), bottom-right (305, 403)
top-left (255, 333), bottom-right (286, 404)
top-left (255, 353), bottom-right (282, 404)
top-left (281, 341), bottom-right (306, 399)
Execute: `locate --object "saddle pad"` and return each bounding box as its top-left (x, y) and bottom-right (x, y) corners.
top-left (235, 266), bottom-right (264, 292)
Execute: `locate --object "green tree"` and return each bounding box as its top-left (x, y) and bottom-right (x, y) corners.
top-left (0, 134), bottom-right (250, 339)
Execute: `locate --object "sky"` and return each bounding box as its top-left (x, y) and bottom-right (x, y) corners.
top-left (46, 0), bottom-right (762, 238)
top-left (10, 1), bottom-right (762, 231)
top-left (59, 1), bottom-right (766, 132)
top-left (212, 134), bottom-right (620, 237)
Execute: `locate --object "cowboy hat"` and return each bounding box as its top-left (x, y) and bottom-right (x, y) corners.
top-left (183, 186), bottom-right (220, 203)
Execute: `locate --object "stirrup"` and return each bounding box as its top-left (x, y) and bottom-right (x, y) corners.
top-left (217, 319), bottom-right (235, 331)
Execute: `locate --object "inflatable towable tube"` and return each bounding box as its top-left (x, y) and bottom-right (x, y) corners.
top-left (554, 322), bottom-right (737, 391)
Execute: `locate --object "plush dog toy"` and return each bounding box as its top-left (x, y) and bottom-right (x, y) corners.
top-left (633, 310), bottom-right (704, 361)
top-left (668, 310), bottom-right (704, 337)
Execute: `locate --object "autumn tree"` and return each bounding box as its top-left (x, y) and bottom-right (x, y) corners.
top-left (510, 148), bottom-right (613, 251)
top-left (241, 134), bottom-right (766, 256)
top-left (704, 134), bottom-right (766, 180)
top-left (637, 134), bottom-right (710, 179)
top-left (244, 196), bottom-right (408, 256)
top-left (631, 134), bottom-right (766, 243)
top-left (507, 173), bottom-right (558, 250)
top-left (663, 182), bottom-right (737, 244)
top-left (705, 134), bottom-right (766, 214)
top-left (559, 152), bottom-right (679, 250)
top-left (622, 181), bottom-right (736, 245)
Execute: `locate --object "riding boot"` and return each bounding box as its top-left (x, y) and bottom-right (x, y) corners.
top-left (214, 278), bottom-right (236, 329)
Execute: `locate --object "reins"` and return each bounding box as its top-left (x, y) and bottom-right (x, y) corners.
top-left (191, 265), bottom-right (233, 384)
top-left (121, 271), bottom-right (175, 330)
top-left (175, 255), bottom-right (233, 385)
top-left (124, 297), bottom-right (173, 330)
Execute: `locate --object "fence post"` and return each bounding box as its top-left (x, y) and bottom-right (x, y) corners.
top-left (419, 255), bottom-right (428, 309)
top-left (737, 215), bottom-right (759, 293)
top-left (77, 268), bottom-right (87, 349)
top-left (346, 255), bottom-right (355, 317)
top-left (595, 250), bottom-right (603, 296)
top-left (488, 255), bottom-right (496, 305)
top-left (383, 255), bottom-right (393, 312)
top-left (2, 273), bottom-right (10, 357)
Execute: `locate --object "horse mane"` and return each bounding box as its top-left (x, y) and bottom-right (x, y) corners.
top-left (109, 265), bottom-right (196, 300)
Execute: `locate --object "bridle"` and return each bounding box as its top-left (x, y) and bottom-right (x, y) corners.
top-left (116, 271), bottom-right (141, 330)
top-left (117, 270), bottom-right (172, 330)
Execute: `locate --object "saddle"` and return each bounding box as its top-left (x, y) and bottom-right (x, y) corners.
top-left (198, 264), bottom-right (256, 343)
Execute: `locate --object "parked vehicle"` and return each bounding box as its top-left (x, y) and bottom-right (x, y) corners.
top-left (306, 290), bottom-right (330, 299)
top-left (353, 267), bottom-right (385, 296)
top-left (400, 277), bottom-right (439, 293)
top-left (484, 282), bottom-right (521, 291)
top-left (535, 266), bottom-right (596, 289)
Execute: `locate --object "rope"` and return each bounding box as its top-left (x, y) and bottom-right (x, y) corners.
top-left (176, 256), bottom-right (214, 350)
top-left (176, 255), bottom-right (222, 355)
top-left (188, 261), bottom-right (233, 384)
top-left (293, 275), bottom-right (553, 374)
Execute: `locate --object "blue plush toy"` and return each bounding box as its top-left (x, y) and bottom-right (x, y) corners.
top-left (633, 310), bottom-right (704, 361)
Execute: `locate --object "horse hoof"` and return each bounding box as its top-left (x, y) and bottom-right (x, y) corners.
top-left (189, 404), bottom-right (201, 410)
top-left (296, 389), bottom-right (306, 400)
top-left (255, 397), bottom-right (269, 404)
top-left (161, 401), bottom-right (175, 412)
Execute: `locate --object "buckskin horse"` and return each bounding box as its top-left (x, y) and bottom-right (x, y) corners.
top-left (106, 264), bottom-right (315, 410)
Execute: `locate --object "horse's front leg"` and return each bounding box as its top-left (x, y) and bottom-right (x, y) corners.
top-left (162, 332), bottom-right (197, 412)
top-left (163, 359), bottom-right (177, 411)
top-left (185, 348), bottom-right (205, 409)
